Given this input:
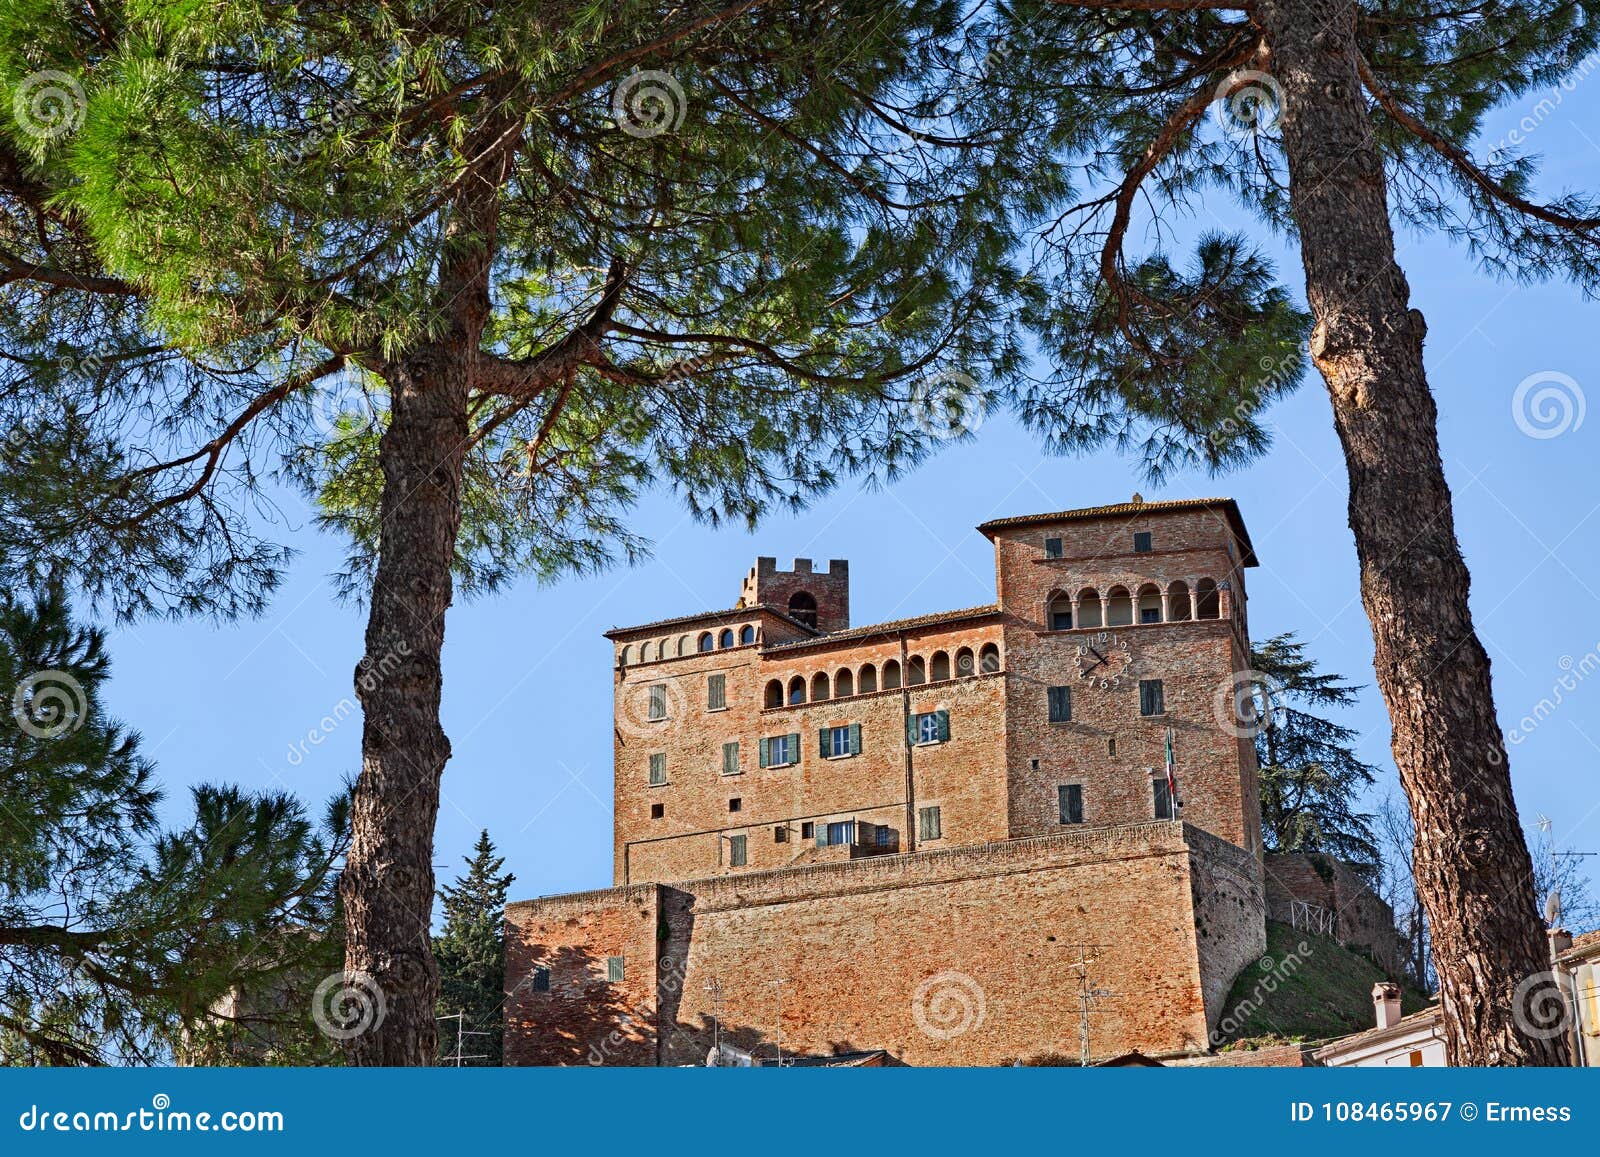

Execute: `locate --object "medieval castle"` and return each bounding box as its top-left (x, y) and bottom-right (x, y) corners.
top-left (504, 497), bottom-right (1291, 1065)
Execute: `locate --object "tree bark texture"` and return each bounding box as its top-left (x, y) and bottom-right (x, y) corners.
top-left (1259, 0), bottom-right (1567, 1064)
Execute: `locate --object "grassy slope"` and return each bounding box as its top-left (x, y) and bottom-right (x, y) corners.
top-left (1216, 920), bottom-right (1432, 1048)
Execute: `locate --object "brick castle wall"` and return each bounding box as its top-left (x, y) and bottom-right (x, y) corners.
top-left (506, 822), bottom-right (1265, 1066)
top-left (1263, 852), bottom-right (1401, 973)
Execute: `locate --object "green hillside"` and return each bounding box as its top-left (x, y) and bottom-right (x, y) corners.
top-left (1215, 921), bottom-right (1432, 1048)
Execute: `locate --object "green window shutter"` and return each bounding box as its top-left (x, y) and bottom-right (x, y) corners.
top-left (607, 956), bottom-right (624, 982)
top-left (935, 710), bottom-right (950, 742)
top-left (708, 673), bottom-right (726, 710)
top-left (1059, 784), bottom-right (1084, 824)
top-left (723, 741), bottom-right (739, 775)
top-left (918, 806), bottom-right (942, 841)
top-left (648, 753), bottom-right (666, 785)
top-left (758, 738), bottom-right (769, 769)
top-left (906, 712), bottom-right (919, 746)
top-left (848, 723), bottom-right (862, 755)
top-left (819, 728), bottom-right (830, 759)
top-left (787, 733), bottom-right (800, 762)
top-left (1048, 686), bottom-right (1071, 723)
top-left (729, 835), bottom-right (747, 867)
top-left (816, 825), bottom-right (828, 848)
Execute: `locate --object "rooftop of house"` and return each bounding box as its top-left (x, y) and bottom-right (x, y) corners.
top-left (977, 496), bottom-right (1257, 566)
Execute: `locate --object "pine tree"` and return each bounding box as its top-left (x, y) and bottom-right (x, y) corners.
top-left (433, 831), bottom-right (515, 1066)
top-left (957, 0), bottom-right (1599, 1064)
top-left (1, 0), bottom-right (1032, 1062)
top-left (0, 587), bottom-right (349, 1064)
top-left (1251, 634), bottom-right (1380, 869)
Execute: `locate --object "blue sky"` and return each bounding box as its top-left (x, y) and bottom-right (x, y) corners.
top-left (95, 77), bottom-right (1600, 914)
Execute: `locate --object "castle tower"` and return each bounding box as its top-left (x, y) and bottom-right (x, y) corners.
top-left (739, 557), bottom-right (850, 633)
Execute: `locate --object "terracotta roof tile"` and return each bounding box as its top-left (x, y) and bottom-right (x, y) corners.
top-left (977, 497), bottom-right (1257, 566)
top-left (760, 605), bottom-right (1002, 653)
top-left (603, 603), bottom-right (817, 641)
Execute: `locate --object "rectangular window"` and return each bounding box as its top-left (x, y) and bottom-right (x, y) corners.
top-left (875, 824), bottom-right (893, 847)
top-left (1047, 685), bottom-right (1072, 723)
top-left (820, 820), bottom-right (856, 847)
top-left (606, 956), bottom-right (625, 983)
top-left (707, 673), bottom-right (726, 711)
top-left (1050, 608), bottom-right (1073, 630)
top-left (1140, 607), bottom-right (1161, 624)
top-left (800, 821), bottom-right (815, 839)
top-left (647, 684), bottom-right (667, 720)
top-left (910, 710), bottom-right (950, 745)
top-left (761, 733), bottom-right (798, 767)
top-left (722, 741), bottom-right (740, 776)
top-left (1133, 531), bottom-right (1153, 553)
top-left (822, 724), bottom-right (861, 758)
top-left (1044, 537), bottom-right (1063, 559)
top-left (531, 966), bottom-right (551, 992)
top-left (728, 797), bottom-right (741, 813)
top-left (1139, 679), bottom-right (1165, 717)
top-left (774, 825), bottom-right (788, 843)
top-left (648, 753), bottom-right (666, 785)
top-left (650, 803), bottom-right (664, 819)
top-left (1153, 777), bottom-right (1173, 820)
top-left (728, 834), bottom-right (747, 867)
top-left (1059, 784), bottom-right (1084, 825)
top-left (918, 805), bottom-right (943, 841)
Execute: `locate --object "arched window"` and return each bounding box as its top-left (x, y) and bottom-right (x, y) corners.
top-left (907, 655), bottom-right (927, 685)
top-left (1196, 578), bottom-right (1220, 620)
top-left (1136, 583), bottom-right (1163, 625)
top-left (954, 647), bottom-right (975, 678)
top-left (1076, 588), bottom-right (1103, 629)
top-left (882, 659), bottom-right (902, 690)
top-left (788, 591), bottom-right (818, 629)
top-left (698, 632), bottom-right (714, 652)
top-left (834, 668), bottom-right (854, 698)
top-left (678, 635), bottom-right (691, 656)
top-left (1105, 585), bottom-right (1133, 627)
top-left (1168, 581), bottom-right (1192, 622)
top-left (931, 651), bottom-right (951, 681)
top-left (859, 663), bottom-right (878, 693)
top-left (1047, 590), bottom-right (1073, 631)
top-left (660, 638), bottom-right (672, 659)
top-left (619, 645), bottom-right (632, 666)
top-left (765, 679), bottom-right (784, 709)
top-left (639, 640), bottom-right (654, 662)
top-left (979, 642), bottom-right (1001, 673)
top-left (788, 676), bottom-right (807, 705)
top-left (739, 625), bottom-right (756, 645)
top-left (811, 672), bottom-right (830, 702)
top-left (718, 628), bottom-right (735, 648)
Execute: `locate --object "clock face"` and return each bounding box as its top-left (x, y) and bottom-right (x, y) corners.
top-left (1076, 632), bottom-right (1134, 689)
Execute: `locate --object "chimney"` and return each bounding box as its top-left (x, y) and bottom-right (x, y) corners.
top-left (1373, 982), bottom-right (1402, 1030)
top-left (1549, 927), bottom-right (1574, 959)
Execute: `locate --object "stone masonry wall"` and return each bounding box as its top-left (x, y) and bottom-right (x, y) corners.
top-left (506, 822), bottom-right (1263, 1066)
top-left (1263, 852), bottom-right (1401, 973)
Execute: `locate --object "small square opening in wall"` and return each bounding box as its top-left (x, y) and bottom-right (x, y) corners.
top-left (774, 825), bottom-right (788, 842)
top-left (650, 803), bottom-right (664, 819)
top-left (1030, 758), bottom-right (1040, 771)
top-left (1044, 537), bottom-right (1063, 559)
top-left (800, 821), bottom-right (815, 839)
top-left (728, 797), bottom-right (742, 812)
top-left (1134, 531), bottom-right (1153, 553)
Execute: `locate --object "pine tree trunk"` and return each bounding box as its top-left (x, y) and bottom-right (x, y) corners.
top-left (1259, 0), bottom-right (1566, 1065)
top-left (340, 350), bottom-right (470, 1066)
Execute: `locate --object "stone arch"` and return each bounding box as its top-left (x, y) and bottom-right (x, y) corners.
top-left (1168, 580), bottom-right (1192, 622)
top-left (638, 640), bottom-right (654, 662)
top-left (907, 655), bottom-right (927, 685)
top-left (835, 668), bottom-right (854, 698)
top-left (1076, 588), bottom-right (1103, 629)
top-left (859, 663), bottom-right (879, 693)
top-left (1196, 578), bottom-right (1221, 620)
top-left (954, 646), bottom-right (976, 678)
top-left (979, 642), bottom-right (1001, 673)
top-left (931, 650), bottom-right (951, 682)
top-left (1105, 585), bottom-right (1134, 627)
top-left (718, 628), bottom-right (735, 648)
top-left (811, 671), bottom-right (831, 702)
top-left (739, 625), bottom-right (756, 645)
top-left (765, 679), bottom-right (784, 709)
top-left (619, 644), bottom-right (632, 666)
top-left (697, 632), bottom-right (714, 653)
top-left (1136, 583), bottom-right (1163, 625)
top-left (882, 659), bottom-right (902, 689)
top-left (788, 591), bottom-right (818, 629)
top-left (1046, 589), bottom-right (1073, 631)
top-left (788, 675), bottom-right (807, 705)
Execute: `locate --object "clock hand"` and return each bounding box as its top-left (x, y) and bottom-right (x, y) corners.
top-left (1089, 647), bottom-right (1105, 663)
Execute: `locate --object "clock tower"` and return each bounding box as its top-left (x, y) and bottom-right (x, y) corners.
top-left (979, 498), bottom-right (1262, 853)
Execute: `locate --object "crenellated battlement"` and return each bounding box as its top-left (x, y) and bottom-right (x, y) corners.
top-left (739, 556), bottom-right (849, 632)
